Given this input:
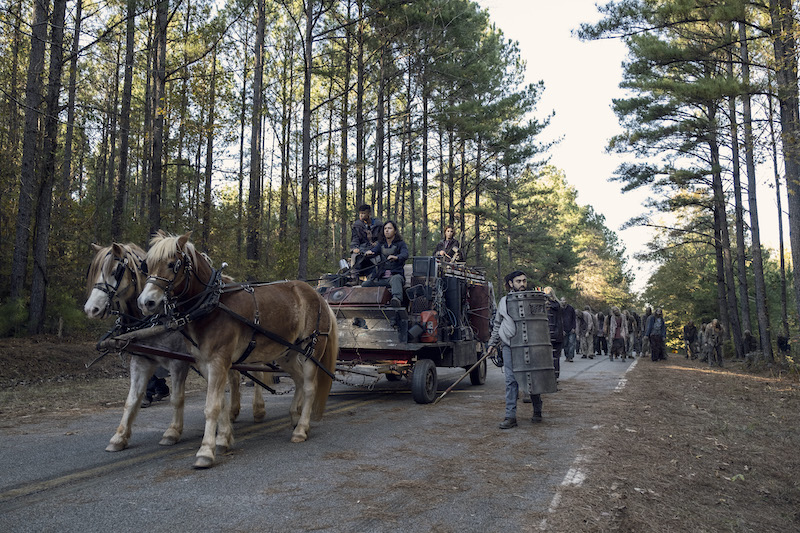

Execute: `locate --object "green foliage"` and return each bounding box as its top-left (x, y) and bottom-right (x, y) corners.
top-left (0, 298), bottom-right (28, 337)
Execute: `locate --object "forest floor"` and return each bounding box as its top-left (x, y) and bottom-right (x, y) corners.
top-left (1, 336), bottom-right (799, 532)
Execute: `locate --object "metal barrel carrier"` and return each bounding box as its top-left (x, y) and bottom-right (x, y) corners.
top-left (506, 290), bottom-right (558, 395)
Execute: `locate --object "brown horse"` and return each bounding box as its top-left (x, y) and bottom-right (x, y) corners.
top-left (85, 242), bottom-right (265, 453)
top-left (137, 232), bottom-right (338, 468)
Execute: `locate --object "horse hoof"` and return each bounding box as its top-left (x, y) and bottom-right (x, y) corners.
top-left (215, 444), bottom-right (229, 455)
top-left (159, 436), bottom-right (179, 446)
top-left (193, 456), bottom-right (215, 469)
top-left (290, 432), bottom-right (307, 443)
top-left (105, 442), bottom-right (127, 452)
top-left (253, 411), bottom-right (266, 422)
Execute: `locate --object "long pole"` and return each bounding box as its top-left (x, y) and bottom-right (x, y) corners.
top-left (433, 348), bottom-right (493, 405)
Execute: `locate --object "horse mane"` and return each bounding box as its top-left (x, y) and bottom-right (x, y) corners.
top-left (86, 242), bottom-right (146, 296)
top-left (86, 245), bottom-right (112, 296)
top-left (148, 232), bottom-right (217, 282)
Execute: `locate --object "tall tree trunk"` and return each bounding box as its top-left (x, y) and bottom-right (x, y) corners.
top-left (139, 17), bottom-right (154, 222)
top-left (112, 0), bottom-right (134, 240)
top-left (407, 101), bottom-right (416, 255)
top-left (739, 22), bottom-right (774, 362)
top-left (339, 2), bottom-right (351, 256)
top-left (355, 0), bottom-right (365, 207)
top-left (10, 0), bottom-right (50, 301)
top-left (149, 0), bottom-right (168, 236)
top-left (106, 41), bottom-right (121, 228)
top-left (247, 0), bottom-right (265, 263)
top-left (298, 1), bottom-right (314, 279)
top-left (29, 0), bottom-right (67, 333)
top-left (474, 136), bottom-right (482, 265)
top-left (727, 45), bottom-right (751, 334)
top-left (375, 44), bottom-right (386, 217)
top-left (769, 0), bottom-right (800, 328)
top-left (61, 0), bottom-right (82, 195)
top-left (767, 77), bottom-right (790, 340)
top-left (420, 84), bottom-right (429, 255)
top-left (201, 48), bottom-right (217, 254)
top-left (709, 108), bottom-right (744, 360)
top-left (278, 35), bottom-right (293, 243)
top-left (238, 21), bottom-right (249, 258)
top-left (7, 0), bottom-right (24, 155)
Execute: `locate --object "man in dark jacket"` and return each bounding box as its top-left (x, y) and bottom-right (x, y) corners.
top-left (350, 204), bottom-right (382, 273)
top-left (645, 308), bottom-right (667, 361)
top-left (560, 297), bottom-right (576, 362)
top-left (362, 221), bottom-right (408, 307)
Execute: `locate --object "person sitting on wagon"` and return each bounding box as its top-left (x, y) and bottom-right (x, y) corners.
top-left (349, 204), bottom-right (382, 274)
top-left (362, 220), bottom-right (408, 308)
top-left (434, 225), bottom-right (463, 262)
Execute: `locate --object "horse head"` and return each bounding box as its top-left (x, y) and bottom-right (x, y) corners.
top-left (138, 231), bottom-right (210, 316)
top-left (84, 242), bottom-right (146, 319)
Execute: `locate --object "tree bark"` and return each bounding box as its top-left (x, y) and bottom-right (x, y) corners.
top-left (112, 0), bottom-right (133, 240)
top-left (355, 0), bottom-right (364, 207)
top-left (709, 106), bottom-right (744, 360)
top-left (726, 45), bottom-right (751, 334)
top-left (10, 0), bottom-right (50, 301)
top-left (201, 47), bottom-right (217, 254)
top-left (298, 1), bottom-right (314, 279)
top-left (29, 0), bottom-right (67, 333)
top-left (767, 78), bottom-right (790, 340)
top-left (769, 0), bottom-right (800, 330)
top-left (149, 0), bottom-right (168, 236)
top-left (61, 0), bottom-right (82, 195)
top-left (247, 0), bottom-right (265, 263)
top-left (739, 22), bottom-right (774, 362)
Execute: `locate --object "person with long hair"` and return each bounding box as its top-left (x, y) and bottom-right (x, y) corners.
top-left (434, 225), bottom-right (463, 262)
top-left (362, 221), bottom-right (409, 307)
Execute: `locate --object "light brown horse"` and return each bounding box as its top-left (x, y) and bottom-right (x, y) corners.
top-left (137, 232), bottom-right (338, 468)
top-left (85, 242), bottom-right (266, 453)
top-left (84, 242), bottom-right (192, 451)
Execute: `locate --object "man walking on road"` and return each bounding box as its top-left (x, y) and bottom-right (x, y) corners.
top-left (487, 271), bottom-right (544, 429)
top-left (645, 308), bottom-right (667, 361)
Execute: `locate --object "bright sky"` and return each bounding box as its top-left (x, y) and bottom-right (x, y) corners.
top-left (478, 0), bottom-right (787, 294)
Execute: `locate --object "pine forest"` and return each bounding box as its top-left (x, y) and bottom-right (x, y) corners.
top-left (1, 0), bottom-right (799, 368)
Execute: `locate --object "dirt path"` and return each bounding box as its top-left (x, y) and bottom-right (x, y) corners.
top-left (545, 356), bottom-right (800, 532)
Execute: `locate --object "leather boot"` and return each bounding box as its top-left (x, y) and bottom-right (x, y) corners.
top-left (499, 418), bottom-right (517, 429)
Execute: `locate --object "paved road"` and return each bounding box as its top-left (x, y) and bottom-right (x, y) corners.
top-left (0, 354), bottom-right (637, 532)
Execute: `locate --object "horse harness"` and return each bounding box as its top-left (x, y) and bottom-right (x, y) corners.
top-left (143, 253), bottom-right (335, 380)
top-left (93, 250), bottom-right (142, 318)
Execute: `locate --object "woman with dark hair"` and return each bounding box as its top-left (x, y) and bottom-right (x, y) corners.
top-left (363, 221), bottom-right (409, 307)
top-left (434, 225), bottom-right (463, 262)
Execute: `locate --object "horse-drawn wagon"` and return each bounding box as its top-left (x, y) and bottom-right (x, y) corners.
top-left (317, 257), bottom-right (496, 403)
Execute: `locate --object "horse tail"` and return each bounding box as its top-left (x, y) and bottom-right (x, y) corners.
top-left (311, 301), bottom-right (338, 421)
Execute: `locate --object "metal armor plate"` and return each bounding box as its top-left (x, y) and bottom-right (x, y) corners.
top-left (506, 291), bottom-right (557, 395)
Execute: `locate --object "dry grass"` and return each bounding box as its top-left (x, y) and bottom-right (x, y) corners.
top-left (545, 357), bottom-right (800, 532)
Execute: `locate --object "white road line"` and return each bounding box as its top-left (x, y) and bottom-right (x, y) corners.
top-left (541, 357), bottom-right (638, 529)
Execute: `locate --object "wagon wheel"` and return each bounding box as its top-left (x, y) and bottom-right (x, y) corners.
top-left (468, 357), bottom-right (487, 386)
top-left (411, 358), bottom-right (438, 404)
